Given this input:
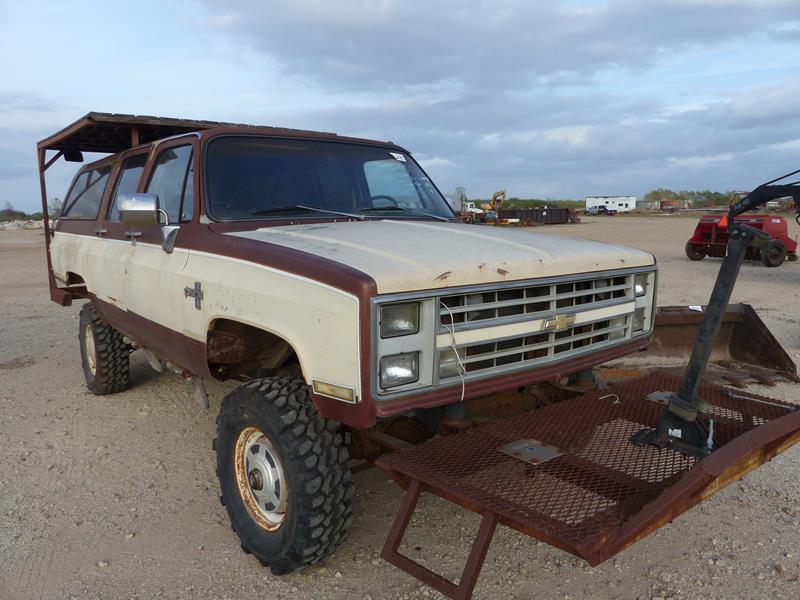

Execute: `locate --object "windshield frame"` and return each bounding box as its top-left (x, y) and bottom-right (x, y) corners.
top-left (201, 134), bottom-right (457, 223)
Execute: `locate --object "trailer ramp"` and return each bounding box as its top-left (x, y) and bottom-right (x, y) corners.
top-left (376, 372), bottom-right (800, 600)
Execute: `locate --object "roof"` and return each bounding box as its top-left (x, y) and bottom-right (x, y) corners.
top-left (38, 112), bottom-right (402, 155)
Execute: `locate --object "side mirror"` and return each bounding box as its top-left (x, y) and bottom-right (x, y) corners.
top-left (119, 193), bottom-right (160, 226)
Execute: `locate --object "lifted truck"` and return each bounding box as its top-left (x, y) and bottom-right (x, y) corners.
top-left (37, 114), bottom-right (800, 598)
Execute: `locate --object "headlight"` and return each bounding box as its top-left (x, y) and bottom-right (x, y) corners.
top-left (380, 302), bottom-right (420, 338)
top-left (634, 273), bottom-right (648, 297)
top-left (380, 352), bottom-right (419, 388)
top-left (632, 307), bottom-right (645, 332)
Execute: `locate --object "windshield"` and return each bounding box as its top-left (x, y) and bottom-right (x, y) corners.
top-left (205, 137), bottom-right (455, 221)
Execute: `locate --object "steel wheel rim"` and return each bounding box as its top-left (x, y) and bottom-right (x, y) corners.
top-left (234, 427), bottom-right (287, 530)
top-left (84, 323), bottom-right (97, 376)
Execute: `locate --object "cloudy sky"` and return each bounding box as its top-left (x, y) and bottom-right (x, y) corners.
top-left (2, 0), bottom-right (800, 213)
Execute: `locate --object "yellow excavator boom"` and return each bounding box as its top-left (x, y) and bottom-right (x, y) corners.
top-left (481, 190), bottom-right (506, 211)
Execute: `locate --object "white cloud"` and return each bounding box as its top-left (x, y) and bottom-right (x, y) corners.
top-left (667, 153), bottom-right (735, 168)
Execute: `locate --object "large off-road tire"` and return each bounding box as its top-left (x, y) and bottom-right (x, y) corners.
top-left (78, 303), bottom-right (130, 395)
top-left (214, 377), bottom-right (354, 575)
top-left (761, 240), bottom-right (787, 267)
top-left (685, 241), bottom-right (707, 261)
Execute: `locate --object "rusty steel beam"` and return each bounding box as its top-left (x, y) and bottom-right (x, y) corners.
top-left (381, 480), bottom-right (500, 600)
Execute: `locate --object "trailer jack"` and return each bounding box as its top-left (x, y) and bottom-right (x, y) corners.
top-left (632, 222), bottom-right (770, 457)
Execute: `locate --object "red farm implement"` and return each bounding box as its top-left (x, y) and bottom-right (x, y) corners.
top-left (686, 214), bottom-right (797, 267)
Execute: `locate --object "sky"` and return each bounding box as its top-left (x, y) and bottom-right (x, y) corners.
top-left (2, 0), bottom-right (800, 213)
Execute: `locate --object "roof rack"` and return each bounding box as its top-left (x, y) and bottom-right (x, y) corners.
top-left (37, 111), bottom-right (338, 154)
top-left (36, 111), bottom-right (400, 305)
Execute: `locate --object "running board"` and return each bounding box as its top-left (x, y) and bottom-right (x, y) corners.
top-left (376, 372), bottom-right (800, 599)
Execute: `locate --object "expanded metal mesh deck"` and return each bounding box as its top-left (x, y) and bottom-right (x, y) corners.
top-left (377, 372), bottom-right (800, 570)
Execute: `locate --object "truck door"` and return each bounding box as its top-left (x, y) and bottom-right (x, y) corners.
top-left (100, 150), bottom-right (149, 310)
top-left (121, 142), bottom-right (197, 362)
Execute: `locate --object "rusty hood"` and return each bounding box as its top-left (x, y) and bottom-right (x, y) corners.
top-left (227, 220), bottom-right (655, 294)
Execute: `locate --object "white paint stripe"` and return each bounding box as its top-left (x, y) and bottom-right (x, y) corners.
top-left (55, 231), bottom-right (356, 301)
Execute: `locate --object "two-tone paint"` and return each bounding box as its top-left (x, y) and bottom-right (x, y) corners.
top-left (45, 126), bottom-right (657, 429)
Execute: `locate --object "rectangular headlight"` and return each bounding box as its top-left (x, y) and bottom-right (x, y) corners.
top-left (634, 273), bottom-right (649, 297)
top-left (379, 352), bottom-right (419, 388)
top-left (380, 302), bottom-right (420, 338)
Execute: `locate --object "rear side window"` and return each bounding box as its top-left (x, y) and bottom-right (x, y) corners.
top-left (146, 145), bottom-right (194, 223)
top-left (61, 165), bottom-right (111, 219)
top-left (108, 154), bottom-right (147, 221)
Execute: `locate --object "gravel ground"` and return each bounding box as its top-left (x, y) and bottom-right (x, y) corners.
top-left (1, 217), bottom-right (799, 600)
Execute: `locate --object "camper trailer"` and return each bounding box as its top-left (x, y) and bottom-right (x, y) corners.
top-left (585, 195), bottom-right (636, 214)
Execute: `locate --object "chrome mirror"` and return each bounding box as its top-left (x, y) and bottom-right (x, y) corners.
top-left (119, 193), bottom-right (160, 226)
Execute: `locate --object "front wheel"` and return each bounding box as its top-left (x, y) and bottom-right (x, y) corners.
top-left (685, 241), bottom-right (707, 261)
top-left (215, 377), bottom-right (354, 574)
top-left (761, 240), bottom-right (787, 267)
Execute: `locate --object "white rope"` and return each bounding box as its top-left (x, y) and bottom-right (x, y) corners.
top-left (439, 301), bottom-right (467, 403)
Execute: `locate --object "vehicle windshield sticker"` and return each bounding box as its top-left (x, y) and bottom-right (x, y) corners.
top-left (390, 152), bottom-right (406, 162)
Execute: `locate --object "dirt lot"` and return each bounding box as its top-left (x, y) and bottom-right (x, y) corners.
top-left (2, 217), bottom-right (799, 600)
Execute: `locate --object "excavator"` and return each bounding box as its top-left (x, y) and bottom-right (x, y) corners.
top-left (480, 189), bottom-right (506, 212)
top-left (480, 190), bottom-right (510, 224)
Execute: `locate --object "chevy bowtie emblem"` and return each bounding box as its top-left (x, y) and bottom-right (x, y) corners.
top-left (542, 313), bottom-right (575, 332)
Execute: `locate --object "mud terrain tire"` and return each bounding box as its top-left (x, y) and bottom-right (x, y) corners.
top-left (215, 377), bottom-right (354, 574)
top-left (78, 303), bottom-right (130, 395)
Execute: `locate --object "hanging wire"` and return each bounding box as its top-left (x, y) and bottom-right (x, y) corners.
top-left (439, 301), bottom-right (467, 403)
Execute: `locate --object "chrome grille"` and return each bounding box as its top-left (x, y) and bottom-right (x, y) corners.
top-left (439, 274), bottom-right (630, 331)
top-left (439, 317), bottom-right (629, 380)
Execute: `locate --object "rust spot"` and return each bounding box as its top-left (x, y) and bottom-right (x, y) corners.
top-left (434, 271), bottom-right (452, 281)
top-left (497, 268), bottom-right (509, 276)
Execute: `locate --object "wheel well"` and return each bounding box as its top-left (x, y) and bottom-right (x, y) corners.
top-left (207, 319), bottom-right (301, 381)
top-left (66, 271), bottom-right (86, 286)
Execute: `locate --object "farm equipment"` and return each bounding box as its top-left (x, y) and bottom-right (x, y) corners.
top-left (686, 214), bottom-right (797, 266)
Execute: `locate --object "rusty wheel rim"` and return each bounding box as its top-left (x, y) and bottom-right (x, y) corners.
top-left (234, 427), bottom-right (287, 530)
top-left (84, 323), bottom-right (97, 376)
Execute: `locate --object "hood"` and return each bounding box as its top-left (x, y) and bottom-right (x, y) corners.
top-left (228, 220), bottom-right (655, 294)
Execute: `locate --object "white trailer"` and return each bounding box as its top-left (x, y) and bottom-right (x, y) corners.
top-left (585, 196), bottom-right (636, 214)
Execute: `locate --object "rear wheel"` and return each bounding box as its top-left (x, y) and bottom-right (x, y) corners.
top-left (761, 240), bottom-right (787, 267)
top-left (685, 241), bottom-right (707, 261)
top-left (215, 377), bottom-right (354, 574)
top-left (78, 303), bottom-right (130, 395)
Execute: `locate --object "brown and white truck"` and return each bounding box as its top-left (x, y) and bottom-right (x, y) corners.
top-left (37, 113), bottom-right (661, 575)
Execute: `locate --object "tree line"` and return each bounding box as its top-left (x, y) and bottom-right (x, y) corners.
top-left (641, 188), bottom-right (735, 207)
top-left (0, 199), bottom-right (62, 222)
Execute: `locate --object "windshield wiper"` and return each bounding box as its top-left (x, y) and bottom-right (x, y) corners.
top-left (251, 205), bottom-right (365, 220)
top-left (360, 205), bottom-right (450, 222)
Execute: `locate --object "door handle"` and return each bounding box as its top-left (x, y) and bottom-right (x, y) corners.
top-left (94, 228), bottom-right (107, 236)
